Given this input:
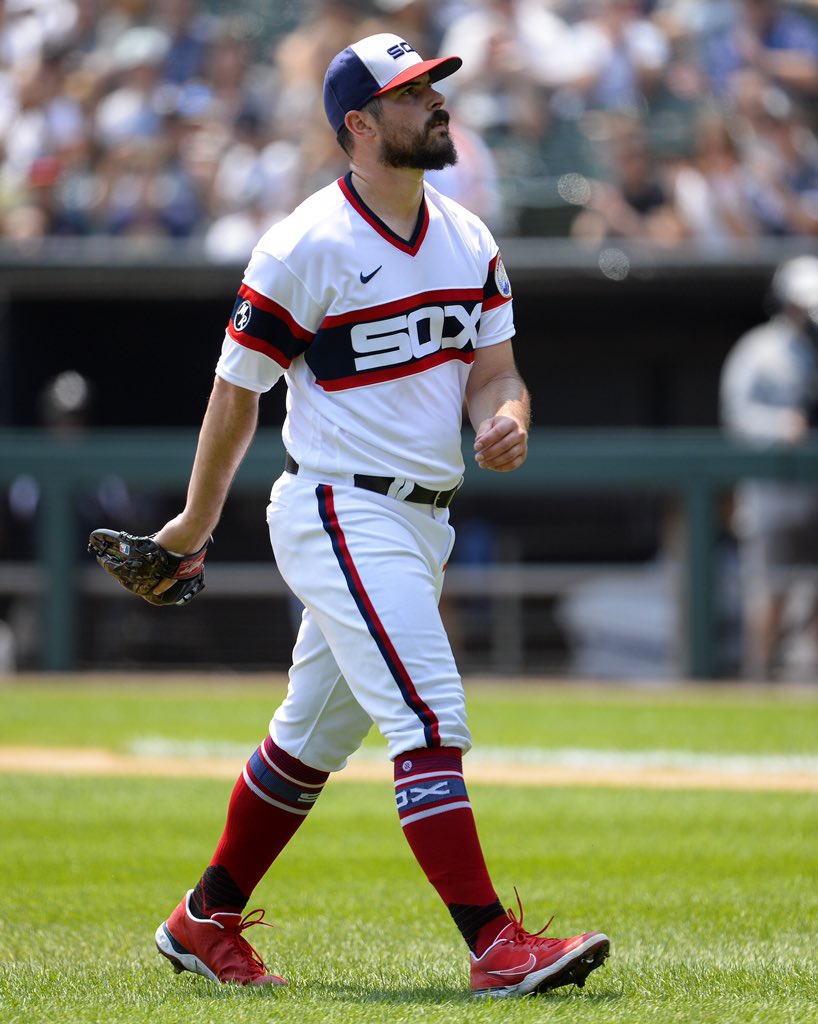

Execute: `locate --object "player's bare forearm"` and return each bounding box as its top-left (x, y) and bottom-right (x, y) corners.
top-left (154, 376), bottom-right (261, 553)
top-left (466, 341), bottom-right (530, 473)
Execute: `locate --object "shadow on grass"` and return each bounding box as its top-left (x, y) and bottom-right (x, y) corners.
top-left (154, 961), bottom-right (623, 1006)
top-left (168, 977), bottom-right (624, 1006)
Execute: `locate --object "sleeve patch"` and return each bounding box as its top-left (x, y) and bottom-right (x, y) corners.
top-left (483, 251), bottom-right (512, 312)
top-left (494, 252), bottom-right (512, 299)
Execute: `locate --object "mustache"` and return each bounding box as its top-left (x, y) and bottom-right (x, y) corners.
top-left (427, 110), bottom-right (450, 130)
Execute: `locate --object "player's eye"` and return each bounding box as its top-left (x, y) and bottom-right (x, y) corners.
top-left (400, 81), bottom-right (427, 97)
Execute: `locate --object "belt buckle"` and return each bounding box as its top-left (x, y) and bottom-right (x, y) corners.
top-left (434, 486), bottom-right (456, 509)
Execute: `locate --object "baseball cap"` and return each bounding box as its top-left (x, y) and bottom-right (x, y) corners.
top-left (323, 33), bottom-right (462, 134)
top-left (773, 255), bottom-right (818, 311)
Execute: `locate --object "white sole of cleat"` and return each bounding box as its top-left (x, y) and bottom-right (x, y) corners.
top-left (473, 935), bottom-right (610, 998)
top-left (155, 922), bottom-right (220, 984)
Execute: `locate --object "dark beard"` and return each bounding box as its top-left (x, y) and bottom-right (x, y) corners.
top-left (378, 114), bottom-right (458, 171)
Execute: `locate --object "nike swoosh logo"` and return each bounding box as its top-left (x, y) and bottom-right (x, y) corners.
top-left (360, 266), bottom-right (382, 284)
top-left (485, 954), bottom-right (537, 976)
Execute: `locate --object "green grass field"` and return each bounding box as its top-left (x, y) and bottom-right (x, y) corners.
top-left (0, 676), bottom-right (816, 1024)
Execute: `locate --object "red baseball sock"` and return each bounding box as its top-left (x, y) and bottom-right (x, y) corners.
top-left (191, 736), bottom-right (329, 916)
top-left (394, 747), bottom-right (507, 953)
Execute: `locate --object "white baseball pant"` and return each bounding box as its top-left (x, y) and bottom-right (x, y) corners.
top-left (265, 469), bottom-right (472, 771)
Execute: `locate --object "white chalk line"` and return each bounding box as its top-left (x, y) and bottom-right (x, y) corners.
top-left (128, 738), bottom-right (818, 776)
top-left (0, 740), bottom-right (817, 791)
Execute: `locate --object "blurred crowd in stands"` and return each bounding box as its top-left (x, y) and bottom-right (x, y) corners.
top-left (1, 0), bottom-right (818, 252)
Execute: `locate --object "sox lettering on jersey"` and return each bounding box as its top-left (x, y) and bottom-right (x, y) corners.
top-left (306, 291), bottom-right (482, 390)
top-left (350, 303), bottom-right (480, 371)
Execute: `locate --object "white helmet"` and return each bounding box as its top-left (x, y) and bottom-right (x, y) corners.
top-left (772, 255), bottom-right (818, 311)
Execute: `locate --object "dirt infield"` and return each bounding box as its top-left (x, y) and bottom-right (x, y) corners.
top-left (2, 745), bottom-right (817, 792)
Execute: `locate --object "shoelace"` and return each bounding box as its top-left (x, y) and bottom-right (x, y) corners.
top-left (506, 887), bottom-right (560, 948)
top-left (228, 908), bottom-right (275, 975)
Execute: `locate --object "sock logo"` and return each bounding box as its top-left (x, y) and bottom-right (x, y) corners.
top-left (396, 780), bottom-right (451, 809)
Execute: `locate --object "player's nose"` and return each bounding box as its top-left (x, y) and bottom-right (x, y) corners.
top-left (427, 86), bottom-right (445, 110)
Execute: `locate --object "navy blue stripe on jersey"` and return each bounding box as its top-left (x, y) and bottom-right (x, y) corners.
top-left (339, 174), bottom-right (429, 255)
top-left (226, 283), bottom-right (314, 369)
top-left (306, 291), bottom-right (481, 392)
top-left (316, 483), bottom-right (441, 748)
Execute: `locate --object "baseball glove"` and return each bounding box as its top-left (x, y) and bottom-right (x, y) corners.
top-left (87, 529), bottom-right (209, 607)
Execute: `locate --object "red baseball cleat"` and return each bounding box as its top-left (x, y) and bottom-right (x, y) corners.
top-left (155, 891), bottom-right (287, 986)
top-left (470, 894), bottom-right (609, 998)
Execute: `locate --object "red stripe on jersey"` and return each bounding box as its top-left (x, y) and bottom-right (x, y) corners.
top-left (237, 282), bottom-right (314, 343)
top-left (226, 324), bottom-right (291, 368)
top-left (318, 347), bottom-right (474, 392)
top-left (338, 176), bottom-right (430, 256)
top-left (482, 292), bottom-right (511, 312)
top-left (322, 288), bottom-right (483, 328)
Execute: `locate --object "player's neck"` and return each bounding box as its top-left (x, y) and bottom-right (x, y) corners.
top-left (349, 165), bottom-right (425, 241)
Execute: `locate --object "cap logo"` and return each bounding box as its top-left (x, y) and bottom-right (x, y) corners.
top-left (387, 41), bottom-right (415, 60)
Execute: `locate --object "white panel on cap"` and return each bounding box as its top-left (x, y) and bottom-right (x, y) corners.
top-left (351, 33), bottom-right (423, 91)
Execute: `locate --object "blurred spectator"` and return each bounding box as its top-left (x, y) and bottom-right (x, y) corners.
top-left (720, 255), bottom-right (818, 679)
top-left (205, 110), bottom-right (303, 261)
top-left (0, 45), bottom-right (86, 209)
top-left (200, 18), bottom-right (276, 133)
top-left (437, 0), bottom-right (570, 152)
top-left (569, 112), bottom-right (685, 244)
top-left (425, 115), bottom-right (506, 228)
top-left (556, 0), bottom-right (672, 115)
top-left (96, 133), bottom-right (202, 238)
top-left (668, 109), bottom-right (759, 242)
top-left (702, 0), bottom-right (818, 110)
top-left (155, 0), bottom-right (212, 84)
top-left (93, 25), bottom-right (170, 147)
top-left (732, 80), bottom-right (818, 235)
top-left (271, 0), bottom-right (365, 145)
top-left (4, 0), bottom-right (818, 244)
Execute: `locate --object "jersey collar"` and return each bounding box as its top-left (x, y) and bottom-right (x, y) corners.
top-left (339, 172), bottom-right (430, 256)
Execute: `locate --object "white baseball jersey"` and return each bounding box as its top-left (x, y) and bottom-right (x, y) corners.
top-left (215, 174), bottom-right (516, 767)
top-left (216, 173), bottom-right (514, 489)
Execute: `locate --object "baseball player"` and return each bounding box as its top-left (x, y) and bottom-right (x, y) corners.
top-left (120, 33), bottom-right (609, 997)
top-left (720, 255), bottom-right (818, 679)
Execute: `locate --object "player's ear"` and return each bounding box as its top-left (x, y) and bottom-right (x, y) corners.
top-left (345, 109), bottom-right (377, 141)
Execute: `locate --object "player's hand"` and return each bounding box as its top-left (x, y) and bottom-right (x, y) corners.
top-left (151, 515), bottom-right (213, 596)
top-left (87, 528), bottom-right (208, 606)
top-left (781, 409), bottom-right (809, 445)
top-left (474, 415), bottom-right (528, 472)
